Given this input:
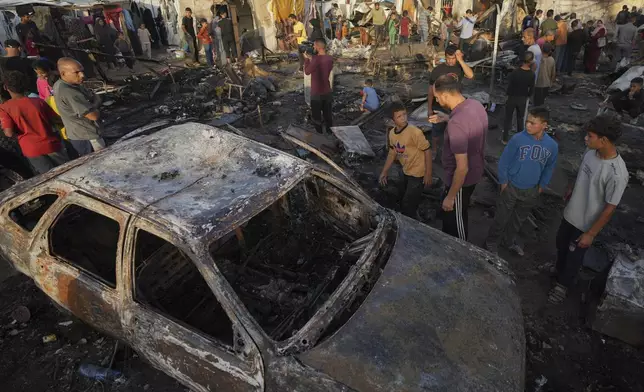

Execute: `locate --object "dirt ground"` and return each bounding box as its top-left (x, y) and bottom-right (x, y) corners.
top-left (1, 55), bottom-right (644, 392)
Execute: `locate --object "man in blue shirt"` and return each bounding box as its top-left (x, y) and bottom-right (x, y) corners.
top-left (485, 107), bottom-right (558, 255)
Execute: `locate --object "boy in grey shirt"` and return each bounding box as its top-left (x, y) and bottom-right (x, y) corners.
top-left (549, 114), bottom-right (629, 304)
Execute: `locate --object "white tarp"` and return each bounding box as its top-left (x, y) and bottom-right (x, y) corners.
top-left (607, 66), bottom-right (644, 93)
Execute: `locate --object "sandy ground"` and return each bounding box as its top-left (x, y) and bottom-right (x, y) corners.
top-left (1, 55), bottom-right (644, 392)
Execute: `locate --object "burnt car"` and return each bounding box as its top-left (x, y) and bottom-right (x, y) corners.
top-left (0, 123), bottom-right (524, 391)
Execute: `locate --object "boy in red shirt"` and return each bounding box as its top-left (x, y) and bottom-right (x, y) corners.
top-left (399, 10), bottom-right (412, 43)
top-left (0, 70), bottom-right (68, 174)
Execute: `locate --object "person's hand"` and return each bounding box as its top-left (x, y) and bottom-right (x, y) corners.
top-left (538, 186), bottom-right (543, 193)
top-left (500, 183), bottom-right (508, 193)
top-left (303, 52), bottom-right (312, 60)
top-left (379, 172), bottom-right (388, 186)
top-left (577, 232), bottom-right (595, 248)
top-left (455, 49), bottom-right (464, 62)
top-left (423, 172), bottom-right (432, 186)
top-left (429, 110), bottom-right (449, 123)
top-left (442, 195), bottom-right (455, 211)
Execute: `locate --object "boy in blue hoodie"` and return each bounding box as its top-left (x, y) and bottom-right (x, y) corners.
top-left (485, 107), bottom-right (558, 255)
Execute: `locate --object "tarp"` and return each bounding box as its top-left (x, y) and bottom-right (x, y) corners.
top-left (271, 0), bottom-right (304, 21)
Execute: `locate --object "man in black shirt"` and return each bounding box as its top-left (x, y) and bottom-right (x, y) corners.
top-left (16, 12), bottom-right (40, 51)
top-left (0, 40), bottom-right (37, 100)
top-left (426, 45), bottom-right (474, 157)
top-left (566, 20), bottom-right (586, 75)
top-left (503, 51), bottom-right (535, 143)
top-left (181, 7), bottom-right (198, 62)
top-left (218, 10), bottom-right (237, 62)
top-left (616, 5), bottom-right (630, 25)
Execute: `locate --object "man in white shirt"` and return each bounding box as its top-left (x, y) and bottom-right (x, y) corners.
top-left (548, 114), bottom-right (629, 304)
top-left (457, 9), bottom-right (477, 59)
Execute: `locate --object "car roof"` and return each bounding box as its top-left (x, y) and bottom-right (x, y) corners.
top-left (57, 123), bottom-right (311, 242)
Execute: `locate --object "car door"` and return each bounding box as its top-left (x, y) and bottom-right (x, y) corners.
top-left (29, 192), bottom-right (128, 340)
top-left (121, 218), bottom-right (263, 392)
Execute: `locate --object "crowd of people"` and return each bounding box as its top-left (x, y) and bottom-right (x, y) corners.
top-left (181, 7), bottom-right (239, 67)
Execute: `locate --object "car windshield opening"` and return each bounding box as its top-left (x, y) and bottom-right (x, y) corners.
top-left (209, 176), bottom-right (379, 341)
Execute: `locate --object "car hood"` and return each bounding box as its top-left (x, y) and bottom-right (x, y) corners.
top-left (298, 213), bottom-right (525, 392)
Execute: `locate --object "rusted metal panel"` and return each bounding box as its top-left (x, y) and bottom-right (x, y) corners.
top-left (298, 213), bottom-right (525, 392)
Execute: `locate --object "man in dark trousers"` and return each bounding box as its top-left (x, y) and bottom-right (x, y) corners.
top-left (218, 10), bottom-right (237, 62)
top-left (429, 74), bottom-right (488, 241)
top-left (566, 19), bottom-right (586, 75)
top-left (502, 51), bottom-right (535, 144)
top-left (304, 39), bottom-right (334, 134)
top-left (181, 7), bottom-right (198, 63)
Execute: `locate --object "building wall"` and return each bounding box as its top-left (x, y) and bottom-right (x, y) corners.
top-left (536, 0), bottom-right (623, 27)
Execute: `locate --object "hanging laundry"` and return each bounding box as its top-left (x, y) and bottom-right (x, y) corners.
top-left (142, 8), bottom-right (159, 48)
top-left (123, 9), bottom-right (135, 32)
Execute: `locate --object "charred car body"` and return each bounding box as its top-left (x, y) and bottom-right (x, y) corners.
top-left (0, 123), bottom-right (525, 391)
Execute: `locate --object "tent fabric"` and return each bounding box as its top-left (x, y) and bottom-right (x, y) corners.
top-left (272, 0), bottom-right (304, 22)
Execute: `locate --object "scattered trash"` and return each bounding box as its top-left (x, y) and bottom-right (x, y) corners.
top-left (78, 338), bottom-right (88, 345)
top-left (42, 334), bottom-right (57, 343)
top-left (148, 151), bottom-right (158, 158)
top-left (330, 125), bottom-right (375, 157)
top-left (8, 329), bottom-right (20, 336)
top-left (102, 100), bottom-right (115, 107)
top-left (534, 375), bottom-right (548, 391)
top-left (11, 305), bottom-right (30, 323)
top-left (58, 320), bottom-right (73, 327)
top-left (78, 364), bottom-right (123, 382)
top-left (570, 103), bottom-right (588, 111)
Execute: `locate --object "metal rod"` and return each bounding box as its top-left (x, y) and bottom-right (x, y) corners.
top-left (489, 3), bottom-right (502, 93)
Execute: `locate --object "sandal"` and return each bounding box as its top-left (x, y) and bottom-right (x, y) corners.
top-left (548, 284), bottom-right (567, 304)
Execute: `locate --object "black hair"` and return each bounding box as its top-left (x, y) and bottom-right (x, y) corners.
top-left (434, 74), bottom-right (462, 94)
top-left (572, 19), bottom-right (579, 28)
top-left (428, 6), bottom-right (433, 11)
top-left (288, 13), bottom-right (296, 19)
top-left (546, 9), bottom-right (554, 17)
top-left (185, 7), bottom-right (192, 12)
top-left (3, 70), bottom-right (28, 94)
top-left (333, 3), bottom-right (338, 7)
top-left (542, 42), bottom-right (554, 55)
top-left (623, 5), bottom-right (629, 10)
top-left (403, 10), bottom-right (409, 16)
top-left (631, 77), bottom-right (643, 85)
top-left (570, 12), bottom-right (576, 18)
top-left (523, 50), bottom-right (534, 64)
top-left (585, 114), bottom-right (622, 142)
top-left (536, 9), bottom-right (543, 15)
top-left (310, 18), bottom-right (321, 28)
top-left (390, 101), bottom-right (406, 117)
top-left (33, 59), bottom-right (54, 73)
top-left (4, 39), bottom-right (20, 48)
top-left (528, 106), bottom-right (549, 123)
top-left (554, 15), bottom-right (561, 21)
top-left (445, 44), bottom-right (457, 56)
top-left (465, 9), bottom-right (472, 14)
top-left (365, 79), bottom-right (373, 86)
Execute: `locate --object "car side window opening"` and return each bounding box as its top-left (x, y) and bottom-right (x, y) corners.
top-left (49, 204), bottom-right (119, 288)
top-left (9, 194), bottom-right (59, 231)
top-left (133, 229), bottom-right (234, 347)
top-left (211, 177), bottom-right (379, 342)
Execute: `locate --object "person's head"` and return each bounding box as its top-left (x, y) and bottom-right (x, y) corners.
top-left (428, 6), bottom-right (434, 12)
top-left (546, 9), bottom-right (554, 18)
top-left (536, 9), bottom-right (543, 17)
top-left (525, 107), bottom-right (549, 137)
top-left (97, 18), bottom-right (105, 26)
top-left (522, 28), bottom-right (535, 45)
top-left (20, 13), bottom-right (31, 23)
top-left (199, 18), bottom-right (208, 26)
top-left (444, 44), bottom-right (458, 66)
top-left (58, 57), bottom-right (85, 85)
top-left (542, 42), bottom-right (554, 56)
top-left (364, 78), bottom-right (373, 87)
top-left (333, 3), bottom-right (338, 8)
top-left (544, 30), bottom-right (555, 41)
top-left (522, 50), bottom-right (534, 65)
top-left (313, 39), bottom-right (326, 54)
top-left (403, 10), bottom-right (408, 17)
top-left (390, 101), bottom-right (407, 128)
top-left (586, 20), bottom-right (594, 27)
top-left (288, 13), bottom-right (297, 22)
top-left (33, 59), bottom-right (54, 80)
top-left (3, 70), bottom-right (28, 96)
top-left (220, 10), bottom-right (228, 18)
top-left (140, 23), bottom-right (146, 29)
top-left (623, 5), bottom-right (629, 11)
top-left (597, 19), bottom-right (603, 26)
top-left (374, 2), bottom-right (380, 9)
top-left (554, 15), bottom-right (561, 22)
top-left (310, 18), bottom-right (321, 29)
top-left (584, 114), bottom-right (622, 149)
top-left (570, 12), bottom-right (577, 19)
top-left (185, 7), bottom-right (192, 17)
top-left (4, 39), bottom-right (21, 57)
top-left (571, 19), bottom-right (579, 29)
top-left (465, 9), bottom-right (473, 17)
top-left (630, 77), bottom-right (643, 94)
top-left (433, 74), bottom-right (463, 109)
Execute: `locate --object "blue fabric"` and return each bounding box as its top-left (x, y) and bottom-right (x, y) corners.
top-left (498, 130), bottom-right (559, 189)
top-left (204, 43), bottom-right (214, 66)
top-left (362, 87), bottom-right (379, 111)
top-left (123, 10), bottom-right (136, 32)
